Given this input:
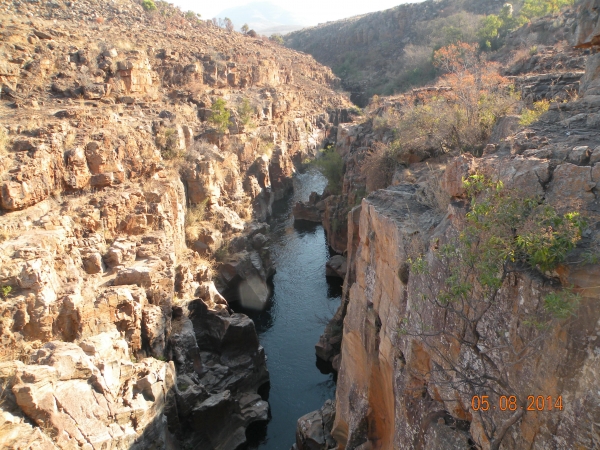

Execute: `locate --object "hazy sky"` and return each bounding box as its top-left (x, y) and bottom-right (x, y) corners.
top-left (169, 0), bottom-right (421, 26)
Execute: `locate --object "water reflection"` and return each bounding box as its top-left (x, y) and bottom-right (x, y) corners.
top-left (230, 171), bottom-right (340, 449)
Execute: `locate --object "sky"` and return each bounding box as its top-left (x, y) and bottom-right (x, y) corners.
top-left (169, 0), bottom-right (421, 27)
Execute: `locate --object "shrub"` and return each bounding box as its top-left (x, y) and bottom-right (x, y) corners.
top-left (141, 0), bottom-right (156, 11)
top-left (156, 128), bottom-right (184, 160)
top-left (520, 99), bottom-right (550, 126)
top-left (214, 243), bottom-right (229, 262)
top-left (209, 98), bottom-right (230, 133)
top-left (543, 289), bottom-right (580, 319)
top-left (462, 174), bottom-right (584, 273)
top-left (520, 0), bottom-right (575, 21)
top-left (0, 229), bottom-right (11, 242)
top-left (185, 200), bottom-right (208, 243)
top-left (237, 98), bottom-right (254, 126)
top-left (241, 23), bottom-right (249, 34)
top-left (269, 34), bottom-right (284, 45)
top-left (0, 286), bottom-right (12, 299)
top-left (0, 127), bottom-right (8, 156)
top-left (312, 146), bottom-right (344, 195)
top-left (361, 141), bottom-right (402, 192)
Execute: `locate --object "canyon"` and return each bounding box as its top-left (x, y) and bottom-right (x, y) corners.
top-left (1, 0), bottom-right (600, 449)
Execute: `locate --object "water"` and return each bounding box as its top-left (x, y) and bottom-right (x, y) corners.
top-left (233, 170), bottom-right (342, 450)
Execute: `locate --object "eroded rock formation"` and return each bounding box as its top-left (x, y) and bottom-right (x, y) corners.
top-left (0, 0), bottom-right (354, 447)
top-left (302, 2), bottom-right (600, 449)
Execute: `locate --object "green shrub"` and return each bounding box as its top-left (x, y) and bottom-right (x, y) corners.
top-left (269, 34), bottom-right (284, 45)
top-left (520, 0), bottom-right (575, 21)
top-left (1, 286), bottom-right (12, 299)
top-left (520, 99), bottom-right (550, 126)
top-left (141, 0), bottom-right (156, 11)
top-left (543, 289), bottom-right (580, 319)
top-left (312, 146), bottom-right (344, 194)
top-left (209, 98), bottom-right (230, 133)
top-left (462, 174), bottom-right (584, 273)
top-left (156, 128), bottom-right (184, 160)
top-left (237, 98), bottom-right (254, 126)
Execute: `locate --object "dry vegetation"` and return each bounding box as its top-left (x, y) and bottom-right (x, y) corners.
top-left (361, 42), bottom-right (518, 192)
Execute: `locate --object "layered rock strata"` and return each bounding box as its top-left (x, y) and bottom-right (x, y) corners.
top-left (303, 2), bottom-right (600, 448)
top-left (0, 0), bottom-right (353, 447)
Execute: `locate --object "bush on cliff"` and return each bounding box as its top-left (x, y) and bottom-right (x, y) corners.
top-left (209, 98), bottom-right (231, 133)
top-left (141, 0), bottom-right (156, 12)
top-left (361, 141), bottom-right (402, 192)
top-left (312, 146), bottom-right (344, 195)
top-left (237, 98), bottom-right (254, 127)
top-left (403, 174), bottom-right (584, 449)
top-left (362, 42), bottom-right (517, 184)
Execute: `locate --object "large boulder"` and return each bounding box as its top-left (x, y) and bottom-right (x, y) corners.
top-left (296, 399), bottom-right (336, 450)
top-left (325, 255), bottom-right (347, 279)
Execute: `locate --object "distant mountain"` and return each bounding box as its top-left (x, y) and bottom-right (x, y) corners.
top-left (215, 1), bottom-right (309, 34)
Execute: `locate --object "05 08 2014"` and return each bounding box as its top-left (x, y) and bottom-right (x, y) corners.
top-left (471, 395), bottom-right (564, 412)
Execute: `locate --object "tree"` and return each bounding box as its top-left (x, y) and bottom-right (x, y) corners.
top-left (520, 0), bottom-right (575, 21)
top-left (402, 175), bottom-right (583, 450)
top-left (224, 17), bottom-right (234, 32)
top-left (141, 0), bottom-right (156, 12)
top-left (209, 98), bottom-right (230, 133)
top-left (269, 34), bottom-right (284, 45)
top-left (312, 146), bottom-right (344, 194)
top-left (237, 98), bottom-right (254, 126)
top-left (241, 23), bottom-right (249, 34)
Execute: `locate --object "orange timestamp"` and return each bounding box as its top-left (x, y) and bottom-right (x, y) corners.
top-left (471, 395), bottom-right (564, 412)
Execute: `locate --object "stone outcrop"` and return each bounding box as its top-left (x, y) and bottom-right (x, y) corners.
top-left (294, 399), bottom-right (337, 450)
top-left (304, 3), bottom-right (600, 449)
top-left (325, 255), bottom-right (346, 279)
top-left (0, 0), bottom-right (353, 447)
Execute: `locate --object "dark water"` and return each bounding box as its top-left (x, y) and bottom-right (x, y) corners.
top-left (233, 171), bottom-right (342, 450)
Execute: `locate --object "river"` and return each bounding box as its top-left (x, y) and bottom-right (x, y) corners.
top-left (233, 170), bottom-right (342, 449)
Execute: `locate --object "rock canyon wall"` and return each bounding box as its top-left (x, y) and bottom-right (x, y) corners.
top-left (0, 0), bottom-right (353, 448)
top-left (298, 2), bottom-right (600, 449)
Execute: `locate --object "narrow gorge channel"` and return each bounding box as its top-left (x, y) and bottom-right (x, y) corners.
top-left (232, 171), bottom-right (342, 449)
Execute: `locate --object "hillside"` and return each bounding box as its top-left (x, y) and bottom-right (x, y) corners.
top-left (285, 0), bottom-right (530, 105)
top-left (0, 0), bottom-right (353, 448)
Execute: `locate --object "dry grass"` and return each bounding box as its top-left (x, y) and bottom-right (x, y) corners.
top-left (63, 131), bottom-right (76, 150)
top-left (185, 200), bottom-right (208, 243)
top-left (361, 142), bottom-right (401, 192)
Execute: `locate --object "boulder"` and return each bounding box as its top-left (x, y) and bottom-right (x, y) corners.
top-left (293, 200), bottom-right (322, 222)
top-left (325, 255), bottom-right (346, 278)
top-left (219, 251), bottom-right (270, 310)
top-left (296, 399), bottom-right (336, 450)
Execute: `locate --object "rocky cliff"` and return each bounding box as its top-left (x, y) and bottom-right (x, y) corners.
top-left (0, 0), bottom-right (353, 448)
top-left (298, 2), bottom-right (600, 449)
